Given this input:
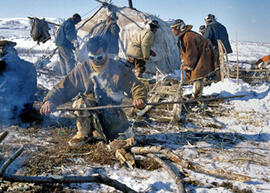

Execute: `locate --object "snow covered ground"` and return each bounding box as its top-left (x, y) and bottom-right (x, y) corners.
top-left (1, 17), bottom-right (270, 193)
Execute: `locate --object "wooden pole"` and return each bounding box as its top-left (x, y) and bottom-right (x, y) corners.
top-left (236, 30), bottom-right (239, 85)
top-left (128, 0), bottom-right (134, 9)
top-left (56, 94), bottom-right (246, 111)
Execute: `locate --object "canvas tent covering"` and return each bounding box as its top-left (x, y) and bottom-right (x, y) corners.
top-left (76, 4), bottom-right (181, 74)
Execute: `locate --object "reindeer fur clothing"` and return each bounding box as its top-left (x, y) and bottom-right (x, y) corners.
top-left (176, 25), bottom-right (217, 84)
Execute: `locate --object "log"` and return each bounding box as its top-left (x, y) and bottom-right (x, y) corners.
top-left (1, 173), bottom-right (137, 193)
top-left (131, 146), bottom-right (251, 182)
top-left (131, 146), bottom-right (163, 154)
top-left (147, 153), bottom-right (186, 193)
top-left (0, 146), bottom-right (24, 175)
top-left (0, 131), bottom-right (9, 143)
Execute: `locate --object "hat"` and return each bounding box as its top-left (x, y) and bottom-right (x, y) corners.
top-left (204, 14), bottom-right (215, 22)
top-left (149, 20), bottom-right (160, 28)
top-left (86, 36), bottom-right (107, 54)
top-left (0, 40), bottom-right (16, 48)
top-left (72, 13), bottom-right (81, 23)
top-left (199, 25), bottom-right (206, 32)
top-left (170, 19), bottom-right (186, 32)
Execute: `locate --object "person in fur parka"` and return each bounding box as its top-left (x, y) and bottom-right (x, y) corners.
top-left (171, 19), bottom-right (217, 98)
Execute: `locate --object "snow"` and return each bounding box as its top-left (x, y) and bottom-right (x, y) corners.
top-left (1, 16), bottom-right (270, 193)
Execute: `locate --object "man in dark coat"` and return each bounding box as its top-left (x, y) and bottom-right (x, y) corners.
top-left (171, 19), bottom-right (217, 98)
top-left (55, 13), bottom-right (81, 75)
top-left (204, 14), bottom-right (232, 54)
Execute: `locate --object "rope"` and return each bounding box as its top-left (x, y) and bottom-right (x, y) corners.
top-left (81, 5), bottom-right (100, 18)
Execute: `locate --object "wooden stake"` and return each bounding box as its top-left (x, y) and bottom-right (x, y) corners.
top-left (236, 30), bottom-right (239, 85)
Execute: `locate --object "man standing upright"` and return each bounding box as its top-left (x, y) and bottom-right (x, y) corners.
top-left (126, 20), bottom-right (159, 78)
top-left (171, 19), bottom-right (216, 98)
top-left (55, 13), bottom-right (81, 75)
top-left (98, 11), bottom-right (120, 58)
top-left (204, 14), bottom-right (232, 54)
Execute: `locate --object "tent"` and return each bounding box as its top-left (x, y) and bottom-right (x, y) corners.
top-left (76, 4), bottom-right (181, 75)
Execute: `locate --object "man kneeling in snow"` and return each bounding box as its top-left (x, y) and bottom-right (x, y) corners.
top-left (40, 36), bottom-right (146, 147)
top-left (0, 40), bottom-right (37, 126)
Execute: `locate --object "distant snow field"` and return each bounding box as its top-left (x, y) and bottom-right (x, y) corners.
top-left (1, 17), bottom-right (270, 193)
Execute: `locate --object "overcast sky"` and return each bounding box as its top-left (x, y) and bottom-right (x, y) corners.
top-left (1, 0), bottom-right (269, 43)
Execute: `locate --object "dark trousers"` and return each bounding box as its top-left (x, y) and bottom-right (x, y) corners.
top-left (128, 57), bottom-right (146, 74)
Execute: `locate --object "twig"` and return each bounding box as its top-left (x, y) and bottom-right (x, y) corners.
top-left (131, 146), bottom-right (251, 182)
top-left (1, 173), bottom-right (137, 193)
top-left (147, 153), bottom-right (186, 193)
top-left (0, 146), bottom-right (24, 175)
top-left (0, 131), bottom-right (9, 143)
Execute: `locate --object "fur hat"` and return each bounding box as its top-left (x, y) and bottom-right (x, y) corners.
top-left (72, 13), bottom-right (81, 23)
top-left (170, 19), bottom-right (186, 32)
top-left (86, 36), bottom-right (107, 54)
top-left (199, 25), bottom-right (206, 32)
top-left (204, 14), bottom-right (215, 22)
top-left (149, 20), bottom-right (160, 28)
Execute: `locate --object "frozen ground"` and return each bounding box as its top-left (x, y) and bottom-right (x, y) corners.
top-left (1, 17), bottom-right (270, 193)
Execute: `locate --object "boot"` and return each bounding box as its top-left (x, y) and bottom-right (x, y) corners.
top-left (68, 117), bottom-right (93, 147)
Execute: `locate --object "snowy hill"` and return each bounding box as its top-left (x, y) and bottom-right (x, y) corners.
top-left (1, 17), bottom-right (270, 193)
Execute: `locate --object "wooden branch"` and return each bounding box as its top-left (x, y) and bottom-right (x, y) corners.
top-left (235, 30), bottom-right (239, 85)
top-left (0, 131), bottom-right (9, 143)
top-left (57, 94), bottom-right (246, 111)
top-left (1, 173), bottom-right (137, 193)
top-left (132, 146), bottom-right (251, 182)
top-left (131, 146), bottom-right (163, 154)
top-left (0, 146), bottom-right (24, 175)
top-left (147, 153), bottom-right (186, 193)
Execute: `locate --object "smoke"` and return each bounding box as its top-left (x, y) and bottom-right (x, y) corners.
top-left (0, 53), bottom-right (37, 127)
top-left (90, 72), bottom-right (124, 105)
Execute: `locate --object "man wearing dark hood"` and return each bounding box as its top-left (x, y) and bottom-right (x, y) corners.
top-left (40, 36), bottom-right (146, 147)
top-left (204, 14), bottom-right (232, 54)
